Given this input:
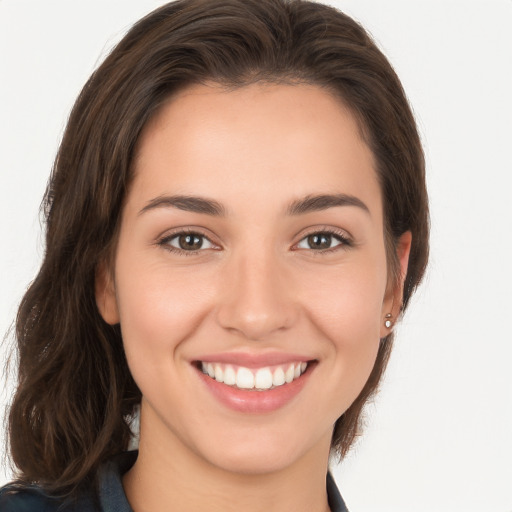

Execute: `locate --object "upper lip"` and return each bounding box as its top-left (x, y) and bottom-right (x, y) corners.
top-left (193, 352), bottom-right (316, 368)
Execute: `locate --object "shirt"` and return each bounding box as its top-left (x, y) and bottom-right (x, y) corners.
top-left (0, 451), bottom-right (349, 511)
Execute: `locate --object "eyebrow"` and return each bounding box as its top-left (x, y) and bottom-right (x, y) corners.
top-left (286, 193), bottom-right (370, 216)
top-left (139, 192), bottom-right (369, 217)
top-left (139, 195), bottom-right (226, 216)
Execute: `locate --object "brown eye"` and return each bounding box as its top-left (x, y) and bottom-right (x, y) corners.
top-left (165, 232), bottom-right (214, 252)
top-left (180, 234), bottom-right (202, 250)
top-left (307, 233), bottom-right (332, 250)
top-left (296, 231), bottom-right (348, 251)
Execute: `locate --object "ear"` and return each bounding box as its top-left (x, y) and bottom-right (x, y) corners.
top-left (380, 231), bottom-right (412, 337)
top-left (95, 260), bottom-right (120, 325)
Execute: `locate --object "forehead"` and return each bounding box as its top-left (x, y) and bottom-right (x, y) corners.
top-left (130, 82), bottom-right (381, 220)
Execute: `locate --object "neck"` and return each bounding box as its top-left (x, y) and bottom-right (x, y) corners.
top-left (123, 405), bottom-right (333, 512)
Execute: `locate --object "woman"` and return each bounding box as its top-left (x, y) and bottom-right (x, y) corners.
top-left (0, 0), bottom-right (429, 510)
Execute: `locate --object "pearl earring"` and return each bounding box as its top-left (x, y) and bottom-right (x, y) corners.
top-left (384, 313), bottom-right (393, 329)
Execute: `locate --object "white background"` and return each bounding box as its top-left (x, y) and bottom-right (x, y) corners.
top-left (1, 1), bottom-right (511, 511)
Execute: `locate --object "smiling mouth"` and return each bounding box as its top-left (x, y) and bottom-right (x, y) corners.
top-left (195, 361), bottom-right (311, 391)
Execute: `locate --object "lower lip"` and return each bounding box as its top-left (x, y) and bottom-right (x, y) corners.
top-left (196, 364), bottom-right (314, 413)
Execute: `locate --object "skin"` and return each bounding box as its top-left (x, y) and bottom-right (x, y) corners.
top-left (96, 83), bottom-right (411, 512)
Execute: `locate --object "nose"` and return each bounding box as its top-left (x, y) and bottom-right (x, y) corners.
top-left (215, 249), bottom-right (299, 341)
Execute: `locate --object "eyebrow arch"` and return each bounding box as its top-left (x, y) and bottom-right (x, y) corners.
top-left (286, 194), bottom-right (370, 216)
top-left (139, 195), bottom-right (226, 216)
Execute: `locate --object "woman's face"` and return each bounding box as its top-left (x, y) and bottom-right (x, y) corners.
top-left (97, 83), bottom-right (409, 475)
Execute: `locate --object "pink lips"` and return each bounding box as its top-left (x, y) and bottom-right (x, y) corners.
top-left (194, 352), bottom-right (315, 413)
top-left (197, 351), bottom-right (312, 368)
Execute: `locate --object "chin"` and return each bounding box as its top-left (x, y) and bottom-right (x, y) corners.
top-left (205, 444), bottom-right (301, 476)
top-left (190, 426), bottom-right (329, 476)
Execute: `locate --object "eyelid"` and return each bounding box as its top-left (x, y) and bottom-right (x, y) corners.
top-left (156, 227), bottom-right (221, 255)
top-left (168, 233), bottom-right (215, 250)
top-left (291, 226), bottom-right (353, 252)
top-left (155, 225), bottom-right (353, 255)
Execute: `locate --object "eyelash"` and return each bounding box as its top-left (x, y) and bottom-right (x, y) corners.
top-left (157, 227), bottom-right (352, 256)
top-left (294, 228), bottom-right (353, 254)
top-left (157, 228), bottom-right (218, 256)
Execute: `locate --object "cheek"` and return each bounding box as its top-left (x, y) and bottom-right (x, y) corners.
top-left (303, 263), bottom-right (386, 342)
top-left (114, 260), bottom-right (217, 369)
top-left (305, 281), bottom-right (384, 416)
top-left (297, 257), bottom-right (387, 396)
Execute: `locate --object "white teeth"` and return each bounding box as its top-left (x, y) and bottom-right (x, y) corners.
top-left (200, 361), bottom-right (309, 390)
top-left (272, 367), bottom-right (285, 386)
top-left (236, 367), bottom-right (255, 389)
top-left (255, 368), bottom-right (273, 390)
top-left (285, 364), bottom-right (295, 383)
top-left (223, 365), bottom-right (236, 385)
top-left (214, 364), bottom-right (223, 382)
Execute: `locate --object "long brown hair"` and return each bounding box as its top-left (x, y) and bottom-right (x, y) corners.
top-left (7, 0), bottom-right (429, 497)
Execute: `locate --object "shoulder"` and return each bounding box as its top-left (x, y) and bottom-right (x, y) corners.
top-left (0, 485), bottom-right (96, 512)
top-left (0, 485), bottom-right (62, 512)
top-left (0, 451), bottom-right (137, 512)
